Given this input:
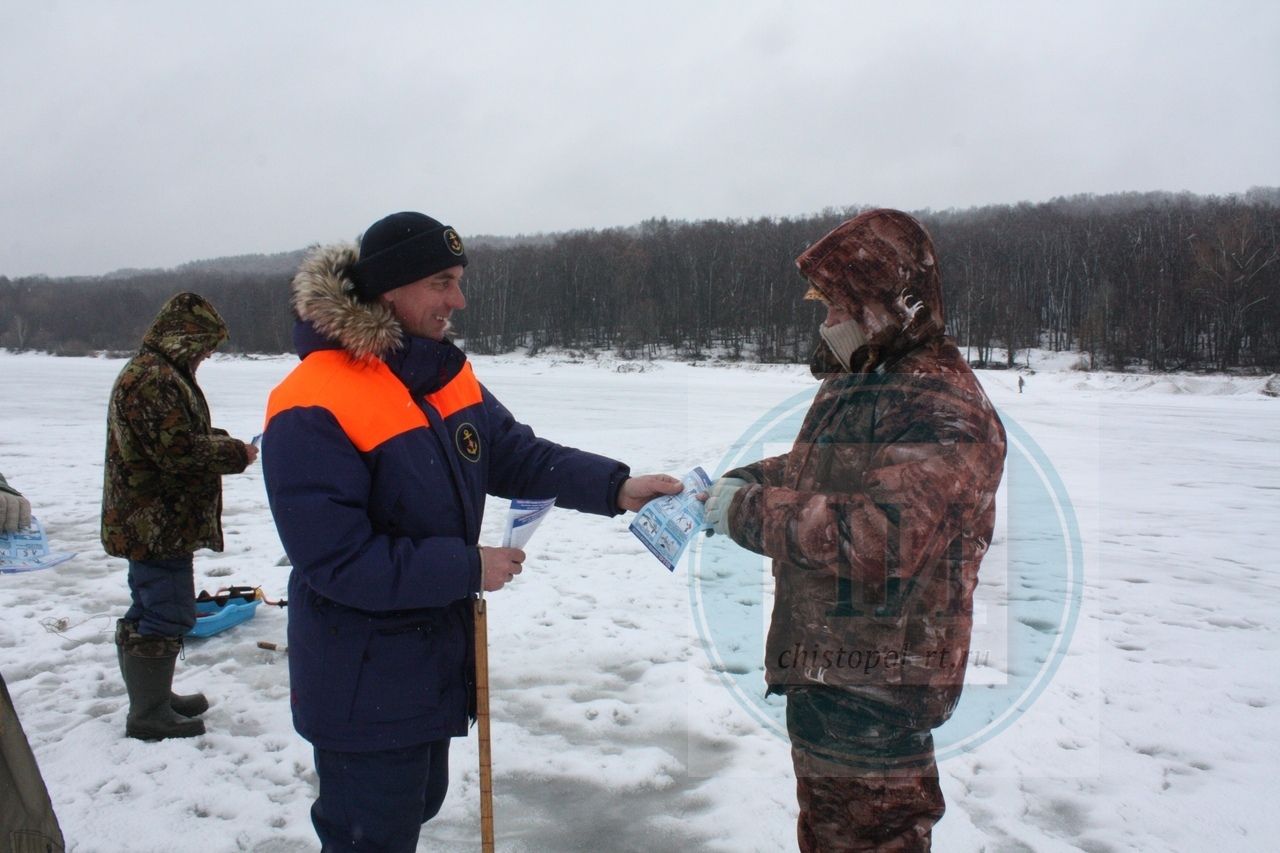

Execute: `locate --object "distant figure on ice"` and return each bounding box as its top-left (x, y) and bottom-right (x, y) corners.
top-left (261, 211), bottom-right (681, 851)
top-left (702, 209), bottom-right (1007, 851)
top-left (0, 471), bottom-right (32, 533)
top-left (101, 292), bottom-right (258, 741)
top-left (1018, 375), bottom-right (1025, 394)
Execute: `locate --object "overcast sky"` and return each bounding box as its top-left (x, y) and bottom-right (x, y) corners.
top-left (2, 1), bottom-right (1276, 277)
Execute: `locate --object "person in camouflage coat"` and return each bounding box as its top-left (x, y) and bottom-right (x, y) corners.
top-left (101, 291), bottom-right (258, 740)
top-left (704, 210), bottom-right (1007, 852)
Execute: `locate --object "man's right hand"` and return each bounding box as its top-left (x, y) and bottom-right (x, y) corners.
top-left (478, 546), bottom-right (526, 592)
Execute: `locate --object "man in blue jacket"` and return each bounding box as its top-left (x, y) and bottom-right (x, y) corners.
top-left (262, 211), bottom-right (681, 851)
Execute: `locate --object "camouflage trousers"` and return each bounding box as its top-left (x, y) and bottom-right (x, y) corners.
top-left (786, 688), bottom-right (945, 852)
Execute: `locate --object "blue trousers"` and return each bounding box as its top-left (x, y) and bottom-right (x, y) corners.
top-left (312, 739), bottom-right (451, 852)
top-left (123, 556), bottom-right (196, 636)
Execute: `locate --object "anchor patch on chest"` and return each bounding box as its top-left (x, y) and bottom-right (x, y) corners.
top-left (455, 423), bottom-right (481, 462)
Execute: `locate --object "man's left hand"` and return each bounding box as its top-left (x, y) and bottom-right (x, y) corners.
top-left (0, 490), bottom-right (31, 534)
top-left (617, 474), bottom-right (683, 512)
top-left (702, 477), bottom-right (747, 537)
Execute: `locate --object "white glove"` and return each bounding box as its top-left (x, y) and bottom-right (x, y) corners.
top-left (0, 491), bottom-right (32, 533)
top-left (704, 477), bottom-right (747, 538)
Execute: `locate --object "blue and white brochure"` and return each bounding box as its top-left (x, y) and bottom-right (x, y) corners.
top-left (629, 467), bottom-right (711, 571)
top-left (0, 517), bottom-right (76, 574)
top-left (503, 497), bottom-right (557, 550)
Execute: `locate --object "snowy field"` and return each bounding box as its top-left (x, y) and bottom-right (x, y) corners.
top-left (1, 348), bottom-right (1277, 852)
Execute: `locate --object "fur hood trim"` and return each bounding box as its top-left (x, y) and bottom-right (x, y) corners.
top-left (291, 243), bottom-right (402, 359)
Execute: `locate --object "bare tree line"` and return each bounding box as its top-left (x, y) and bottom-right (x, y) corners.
top-left (2, 190), bottom-right (1277, 372)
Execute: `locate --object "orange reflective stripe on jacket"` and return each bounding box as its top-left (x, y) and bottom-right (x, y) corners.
top-left (265, 350), bottom-right (485, 452)
top-left (424, 361), bottom-right (483, 420)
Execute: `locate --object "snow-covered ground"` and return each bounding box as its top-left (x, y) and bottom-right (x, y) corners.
top-left (1, 348), bottom-right (1276, 852)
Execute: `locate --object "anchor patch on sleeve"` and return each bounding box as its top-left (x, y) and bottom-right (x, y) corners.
top-left (455, 423), bottom-right (481, 462)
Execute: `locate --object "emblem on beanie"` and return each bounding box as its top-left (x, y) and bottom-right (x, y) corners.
top-left (444, 228), bottom-right (464, 256)
top-left (455, 423), bottom-right (481, 462)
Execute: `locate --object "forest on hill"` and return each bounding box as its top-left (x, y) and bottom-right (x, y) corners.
top-left (2, 188), bottom-right (1277, 372)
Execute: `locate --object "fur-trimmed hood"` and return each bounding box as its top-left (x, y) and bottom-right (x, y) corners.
top-left (290, 243), bottom-right (403, 359)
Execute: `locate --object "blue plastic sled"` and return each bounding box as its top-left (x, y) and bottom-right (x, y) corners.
top-left (188, 595), bottom-right (260, 638)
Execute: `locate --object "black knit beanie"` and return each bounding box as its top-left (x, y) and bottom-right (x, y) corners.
top-left (350, 211), bottom-right (469, 300)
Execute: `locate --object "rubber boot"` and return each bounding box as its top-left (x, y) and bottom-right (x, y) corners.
top-left (120, 634), bottom-right (205, 740)
top-left (116, 619), bottom-right (208, 718)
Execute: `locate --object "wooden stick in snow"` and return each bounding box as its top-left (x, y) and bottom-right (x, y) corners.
top-left (475, 596), bottom-right (495, 852)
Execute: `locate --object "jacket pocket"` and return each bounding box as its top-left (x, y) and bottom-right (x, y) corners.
top-left (349, 619), bottom-right (459, 723)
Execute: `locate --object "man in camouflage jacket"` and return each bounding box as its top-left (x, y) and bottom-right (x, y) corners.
top-left (704, 210), bottom-right (1007, 851)
top-left (101, 291), bottom-right (257, 740)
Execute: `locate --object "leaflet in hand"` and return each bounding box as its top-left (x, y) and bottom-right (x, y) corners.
top-left (0, 517), bottom-right (76, 574)
top-left (503, 498), bottom-right (556, 550)
top-left (629, 467), bottom-right (711, 571)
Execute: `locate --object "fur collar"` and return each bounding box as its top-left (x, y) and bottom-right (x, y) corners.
top-left (291, 243), bottom-right (402, 359)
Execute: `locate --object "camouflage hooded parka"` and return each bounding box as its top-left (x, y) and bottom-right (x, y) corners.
top-left (101, 292), bottom-right (250, 560)
top-left (725, 210), bottom-right (1007, 730)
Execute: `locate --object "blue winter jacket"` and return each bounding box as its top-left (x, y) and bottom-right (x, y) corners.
top-left (263, 321), bottom-right (629, 751)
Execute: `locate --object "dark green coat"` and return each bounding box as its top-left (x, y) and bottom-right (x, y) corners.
top-left (101, 292), bottom-right (250, 560)
top-left (1, 672), bottom-right (64, 852)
